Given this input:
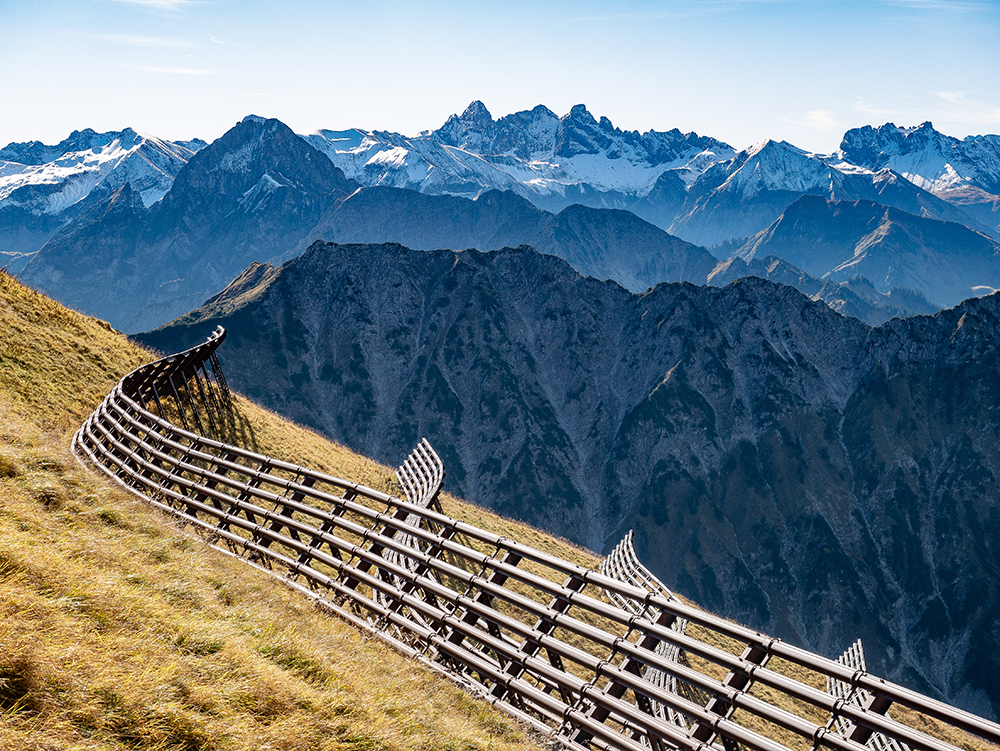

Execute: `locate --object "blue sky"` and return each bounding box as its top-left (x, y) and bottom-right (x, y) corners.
top-left (2, 0), bottom-right (999, 153)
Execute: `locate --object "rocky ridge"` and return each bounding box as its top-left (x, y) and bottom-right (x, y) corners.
top-left (732, 195), bottom-right (1000, 307)
top-left (138, 241), bottom-right (1000, 720)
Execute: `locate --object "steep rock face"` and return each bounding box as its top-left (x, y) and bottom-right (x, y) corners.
top-left (19, 116), bottom-right (356, 332)
top-left (435, 101), bottom-right (560, 160)
top-left (736, 196), bottom-right (1000, 306)
top-left (139, 242), bottom-right (1000, 718)
top-left (840, 122), bottom-right (1000, 195)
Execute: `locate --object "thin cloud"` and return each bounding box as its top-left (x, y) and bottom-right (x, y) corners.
top-left (110, 0), bottom-right (196, 11)
top-left (124, 64), bottom-right (217, 75)
top-left (96, 34), bottom-right (197, 48)
top-left (804, 110), bottom-right (842, 131)
top-left (880, 0), bottom-right (990, 12)
top-left (194, 28), bottom-right (225, 45)
top-left (932, 90), bottom-right (972, 104)
top-left (852, 98), bottom-right (899, 118)
top-left (777, 109), bottom-right (843, 131)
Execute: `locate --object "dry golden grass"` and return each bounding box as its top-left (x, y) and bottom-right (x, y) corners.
top-left (0, 407), bottom-right (534, 751)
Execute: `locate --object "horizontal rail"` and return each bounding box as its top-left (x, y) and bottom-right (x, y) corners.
top-left (72, 326), bottom-right (1000, 751)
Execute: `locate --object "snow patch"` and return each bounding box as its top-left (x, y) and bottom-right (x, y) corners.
top-left (239, 171), bottom-right (284, 213)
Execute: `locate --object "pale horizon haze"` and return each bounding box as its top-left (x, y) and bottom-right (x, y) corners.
top-left (2, 0), bottom-right (999, 154)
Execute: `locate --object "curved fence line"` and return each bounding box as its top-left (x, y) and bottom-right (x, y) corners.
top-left (73, 328), bottom-right (1000, 751)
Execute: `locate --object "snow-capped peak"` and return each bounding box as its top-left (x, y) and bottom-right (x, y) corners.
top-left (718, 138), bottom-right (834, 196)
top-left (839, 121), bottom-right (1000, 195)
top-left (0, 127), bottom-right (205, 215)
top-left (300, 102), bottom-right (735, 207)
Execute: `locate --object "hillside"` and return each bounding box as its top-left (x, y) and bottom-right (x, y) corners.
top-left (734, 195), bottom-right (1000, 307)
top-left (0, 269), bottom-right (556, 750)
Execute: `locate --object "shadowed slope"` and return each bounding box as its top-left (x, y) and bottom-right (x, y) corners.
top-left (139, 242), bottom-right (1000, 718)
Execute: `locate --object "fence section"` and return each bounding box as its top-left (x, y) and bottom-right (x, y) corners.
top-left (73, 328), bottom-right (1000, 751)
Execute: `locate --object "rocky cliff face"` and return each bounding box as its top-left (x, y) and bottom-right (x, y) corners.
top-left (139, 242), bottom-right (1000, 719)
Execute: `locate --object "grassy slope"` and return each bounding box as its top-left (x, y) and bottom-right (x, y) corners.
top-left (0, 271), bottom-right (544, 751)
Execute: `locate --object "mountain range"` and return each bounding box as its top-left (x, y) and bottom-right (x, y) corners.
top-left (8, 104), bottom-right (1000, 331)
top-left (137, 240), bottom-right (1000, 721)
top-left (15, 113), bottom-right (1000, 331)
top-left (302, 102), bottom-right (1000, 245)
top-left (0, 128), bottom-right (205, 271)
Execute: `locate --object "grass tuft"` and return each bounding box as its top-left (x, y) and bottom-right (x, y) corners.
top-left (0, 453), bottom-right (18, 478)
top-left (29, 481), bottom-right (65, 509)
top-left (0, 655), bottom-right (40, 714)
top-left (97, 508), bottom-right (125, 527)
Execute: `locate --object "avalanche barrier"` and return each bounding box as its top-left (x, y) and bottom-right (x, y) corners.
top-left (73, 327), bottom-right (1000, 751)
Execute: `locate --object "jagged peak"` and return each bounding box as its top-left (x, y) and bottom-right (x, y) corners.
top-left (459, 100), bottom-right (493, 124)
top-left (565, 103), bottom-right (597, 123)
top-left (740, 138), bottom-right (808, 162)
top-left (743, 138), bottom-right (776, 158)
top-left (899, 121), bottom-right (936, 136)
top-left (526, 103), bottom-right (558, 119)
